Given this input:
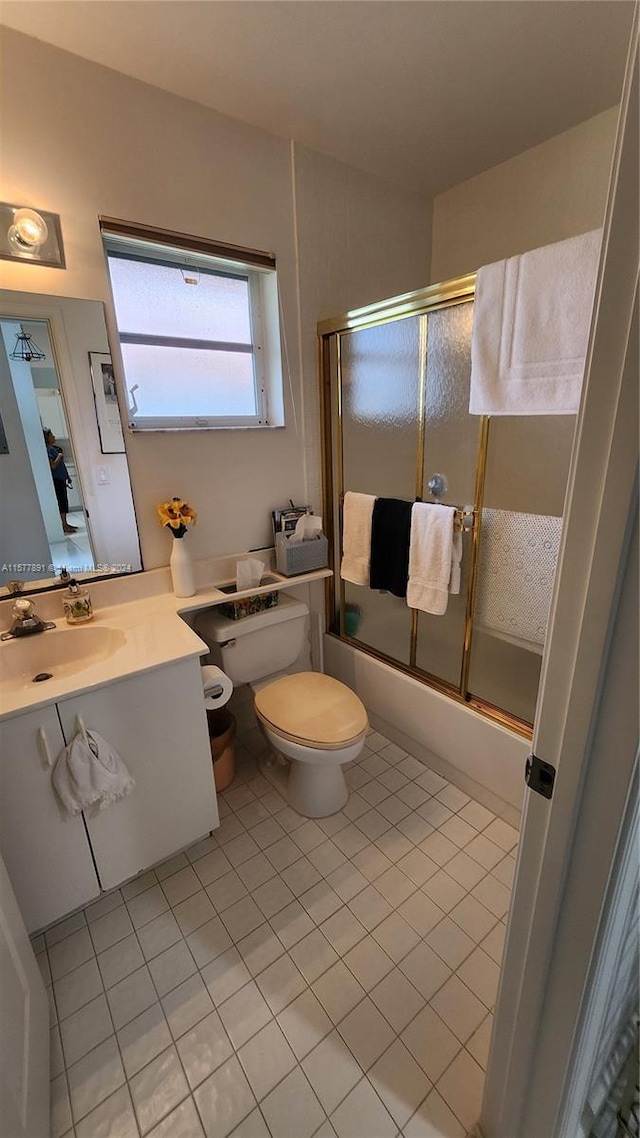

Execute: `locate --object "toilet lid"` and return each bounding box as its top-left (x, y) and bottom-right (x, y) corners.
top-left (254, 672), bottom-right (368, 750)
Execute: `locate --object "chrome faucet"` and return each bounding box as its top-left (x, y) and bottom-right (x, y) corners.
top-left (1, 598), bottom-right (56, 640)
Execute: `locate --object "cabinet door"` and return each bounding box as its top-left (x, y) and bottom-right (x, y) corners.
top-left (0, 705), bottom-right (100, 933)
top-left (57, 658), bottom-right (219, 890)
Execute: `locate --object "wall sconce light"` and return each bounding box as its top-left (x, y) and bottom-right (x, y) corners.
top-left (9, 327), bottom-right (46, 363)
top-left (0, 202), bottom-right (66, 268)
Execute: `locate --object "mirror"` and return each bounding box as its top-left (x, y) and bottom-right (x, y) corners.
top-left (0, 290), bottom-right (142, 592)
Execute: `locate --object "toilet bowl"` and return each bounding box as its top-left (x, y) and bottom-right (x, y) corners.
top-left (194, 594), bottom-right (368, 817)
top-left (253, 672), bottom-right (368, 817)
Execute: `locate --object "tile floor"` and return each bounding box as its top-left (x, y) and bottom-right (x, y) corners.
top-left (49, 513), bottom-right (95, 575)
top-left (36, 686), bottom-right (518, 1138)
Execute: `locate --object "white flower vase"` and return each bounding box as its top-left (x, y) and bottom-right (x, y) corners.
top-left (170, 535), bottom-right (195, 597)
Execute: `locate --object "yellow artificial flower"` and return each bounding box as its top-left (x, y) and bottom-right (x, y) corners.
top-left (157, 497), bottom-right (197, 530)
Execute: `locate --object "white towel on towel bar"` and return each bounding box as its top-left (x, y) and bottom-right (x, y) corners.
top-left (52, 725), bottom-right (135, 815)
top-left (474, 508), bottom-right (562, 650)
top-left (407, 502), bottom-right (456, 615)
top-left (340, 491), bottom-right (376, 586)
top-left (470, 229), bottom-right (601, 415)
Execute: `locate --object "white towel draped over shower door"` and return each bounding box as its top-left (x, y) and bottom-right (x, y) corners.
top-left (474, 508), bottom-right (563, 651)
top-left (470, 229), bottom-right (602, 415)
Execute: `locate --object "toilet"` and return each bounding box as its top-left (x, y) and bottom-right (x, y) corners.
top-left (194, 594), bottom-right (368, 817)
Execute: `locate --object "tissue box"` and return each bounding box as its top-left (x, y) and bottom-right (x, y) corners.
top-left (275, 532), bottom-right (329, 576)
top-left (218, 590), bottom-right (279, 621)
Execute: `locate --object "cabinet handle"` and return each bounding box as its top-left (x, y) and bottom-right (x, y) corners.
top-left (37, 727), bottom-right (54, 768)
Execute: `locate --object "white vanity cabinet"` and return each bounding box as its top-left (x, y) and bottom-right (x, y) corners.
top-left (56, 657), bottom-right (218, 891)
top-left (0, 705), bottom-right (101, 933)
top-left (0, 655), bottom-right (218, 932)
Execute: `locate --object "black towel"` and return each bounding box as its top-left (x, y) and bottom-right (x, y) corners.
top-left (369, 497), bottom-right (413, 598)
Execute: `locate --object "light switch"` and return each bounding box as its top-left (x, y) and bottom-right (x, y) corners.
top-left (97, 466), bottom-right (110, 485)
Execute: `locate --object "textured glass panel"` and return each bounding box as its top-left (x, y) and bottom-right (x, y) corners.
top-left (121, 343), bottom-right (256, 418)
top-left (467, 415), bottom-right (575, 723)
top-left (341, 317), bottom-right (420, 498)
top-left (344, 585), bottom-right (412, 665)
top-left (108, 255), bottom-right (252, 343)
top-left (340, 317), bottom-right (420, 659)
top-left (421, 301), bottom-right (478, 503)
top-left (482, 417), bottom-right (575, 516)
top-left (415, 301), bottom-right (477, 687)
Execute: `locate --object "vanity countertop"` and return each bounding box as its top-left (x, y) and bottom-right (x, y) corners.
top-left (0, 566), bottom-right (332, 721)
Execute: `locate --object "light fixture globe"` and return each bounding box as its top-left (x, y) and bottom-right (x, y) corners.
top-left (0, 201), bottom-right (65, 267)
top-left (8, 208), bottom-right (49, 255)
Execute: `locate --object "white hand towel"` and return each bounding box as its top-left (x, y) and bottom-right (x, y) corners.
top-left (52, 728), bottom-right (135, 816)
top-left (340, 491), bottom-right (376, 586)
top-left (470, 229), bottom-right (601, 415)
top-left (449, 529), bottom-right (463, 594)
top-left (407, 502), bottom-right (456, 615)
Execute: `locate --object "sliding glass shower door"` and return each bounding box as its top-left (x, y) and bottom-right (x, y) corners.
top-left (320, 275), bottom-right (573, 734)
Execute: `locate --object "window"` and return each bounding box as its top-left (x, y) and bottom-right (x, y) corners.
top-left (101, 220), bottom-right (284, 430)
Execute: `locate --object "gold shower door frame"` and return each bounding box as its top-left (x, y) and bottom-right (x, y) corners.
top-left (318, 275), bottom-right (533, 739)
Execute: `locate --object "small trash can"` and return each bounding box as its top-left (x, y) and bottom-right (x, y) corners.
top-left (207, 708), bottom-right (236, 792)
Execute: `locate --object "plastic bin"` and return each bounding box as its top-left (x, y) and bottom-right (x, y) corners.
top-left (207, 708), bottom-right (236, 792)
top-left (275, 531), bottom-right (328, 576)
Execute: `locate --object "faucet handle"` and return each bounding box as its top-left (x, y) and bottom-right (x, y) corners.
top-left (13, 597), bottom-right (36, 616)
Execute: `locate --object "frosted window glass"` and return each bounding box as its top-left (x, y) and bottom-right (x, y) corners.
top-left (120, 344), bottom-right (256, 418)
top-left (108, 256), bottom-right (252, 343)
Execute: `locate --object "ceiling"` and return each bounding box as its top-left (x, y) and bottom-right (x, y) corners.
top-left (0, 1), bottom-right (633, 195)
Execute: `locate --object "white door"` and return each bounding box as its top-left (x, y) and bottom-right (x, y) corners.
top-left (57, 657), bottom-right (219, 890)
top-left (482, 21), bottom-right (639, 1138)
top-left (0, 850), bottom-right (49, 1138)
top-left (0, 704), bottom-right (101, 933)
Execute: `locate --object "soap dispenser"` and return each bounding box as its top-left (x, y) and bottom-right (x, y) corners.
top-left (63, 579), bottom-right (93, 624)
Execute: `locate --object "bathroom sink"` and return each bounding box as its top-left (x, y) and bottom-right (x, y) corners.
top-left (0, 626), bottom-right (127, 692)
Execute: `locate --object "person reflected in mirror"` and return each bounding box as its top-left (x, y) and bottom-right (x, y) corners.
top-left (43, 428), bottom-right (77, 534)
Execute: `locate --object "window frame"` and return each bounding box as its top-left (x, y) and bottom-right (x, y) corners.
top-left (102, 224), bottom-right (276, 431)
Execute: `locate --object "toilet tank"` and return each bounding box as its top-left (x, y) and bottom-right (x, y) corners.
top-left (195, 593), bottom-right (309, 685)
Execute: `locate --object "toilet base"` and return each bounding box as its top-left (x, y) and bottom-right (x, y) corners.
top-left (287, 758), bottom-right (349, 818)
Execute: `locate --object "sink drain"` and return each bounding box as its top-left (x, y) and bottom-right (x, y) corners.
top-left (33, 672), bottom-right (53, 683)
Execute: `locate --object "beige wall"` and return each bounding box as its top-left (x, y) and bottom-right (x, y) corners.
top-left (430, 106), bottom-right (618, 283)
top-left (0, 29), bottom-right (431, 571)
top-left (429, 108), bottom-right (619, 524)
top-left (293, 144), bottom-right (432, 511)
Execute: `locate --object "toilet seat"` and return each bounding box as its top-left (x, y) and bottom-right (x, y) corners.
top-left (254, 672), bottom-right (368, 751)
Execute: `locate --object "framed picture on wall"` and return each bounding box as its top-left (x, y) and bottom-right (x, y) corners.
top-left (89, 352), bottom-right (125, 453)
